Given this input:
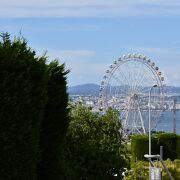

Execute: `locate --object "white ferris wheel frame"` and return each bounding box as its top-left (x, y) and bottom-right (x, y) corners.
top-left (99, 53), bottom-right (165, 135)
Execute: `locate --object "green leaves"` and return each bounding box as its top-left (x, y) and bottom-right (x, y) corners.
top-left (38, 60), bottom-right (69, 180)
top-left (0, 32), bottom-right (48, 180)
top-left (63, 105), bottom-right (128, 179)
top-left (0, 33), bottom-right (69, 180)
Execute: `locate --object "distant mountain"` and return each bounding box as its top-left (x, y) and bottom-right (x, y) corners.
top-left (68, 84), bottom-right (180, 99)
top-left (165, 86), bottom-right (180, 102)
top-left (68, 83), bottom-right (100, 96)
top-left (165, 86), bottom-right (180, 94)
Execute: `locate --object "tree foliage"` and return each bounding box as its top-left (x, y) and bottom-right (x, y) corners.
top-left (0, 33), bottom-right (69, 180)
top-left (61, 105), bottom-right (129, 180)
top-left (38, 60), bottom-right (69, 180)
top-left (124, 159), bottom-right (180, 180)
top-left (0, 33), bottom-right (48, 180)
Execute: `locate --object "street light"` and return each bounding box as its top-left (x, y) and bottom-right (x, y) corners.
top-left (149, 84), bottom-right (157, 156)
top-left (146, 85), bottom-right (174, 180)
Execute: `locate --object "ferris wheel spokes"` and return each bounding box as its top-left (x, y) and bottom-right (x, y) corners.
top-left (99, 53), bottom-right (165, 135)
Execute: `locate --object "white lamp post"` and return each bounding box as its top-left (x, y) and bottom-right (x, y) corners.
top-left (145, 85), bottom-right (174, 180)
top-left (149, 84), bottom-right (157, 156)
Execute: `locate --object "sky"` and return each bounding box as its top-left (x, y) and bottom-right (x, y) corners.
top-left (1, 0), bottom-right (180, 86)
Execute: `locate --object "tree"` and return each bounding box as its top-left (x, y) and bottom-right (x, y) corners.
top-left (0, 33), bottom-right (48, 180)
top-left (62, 104), bottom-right (128, 180)
top-left (38, 60), bottom-right (69, 180)
top-left (0, 33), bottom-right (70, 180)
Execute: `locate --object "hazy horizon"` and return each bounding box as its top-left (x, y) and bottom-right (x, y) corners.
top-left (69, 83), bottom-right (180, 88)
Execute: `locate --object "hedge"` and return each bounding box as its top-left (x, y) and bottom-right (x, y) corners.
top-left (157, 133), bottom-right (177, 160)
top-left (131, 135), bottom-right (160, 161)
top-left (131, 135), bottom-right (145, 161)
top-left (176, 135), bottom-right (180, 159)
top-left (0, 33), bottom-right (48, 180)
top-left (38, 61), bottom-right (69, 180)
top-left (131, 135), bottom-right (148, 161)
top-left (131, 133), bottom-right (179, 161)
top-left (0, 33), bottom-right (69, 180)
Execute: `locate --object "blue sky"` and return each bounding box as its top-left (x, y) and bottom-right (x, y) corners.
top-left (1, 0), bottom-right (180, 86)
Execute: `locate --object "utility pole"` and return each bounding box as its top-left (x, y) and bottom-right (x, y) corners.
top-left (173, 98), bottom-right (177, 133)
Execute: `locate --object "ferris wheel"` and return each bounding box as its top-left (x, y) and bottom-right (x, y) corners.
top-left (99, 53), bottom-right (165, 135)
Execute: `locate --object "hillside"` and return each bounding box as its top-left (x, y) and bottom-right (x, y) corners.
top-left (68, 83), bottom-right (100, 96)
top-left (68, 84), bottom-right (180, 100)
top-left (165, 86), bottom-right (180, 94)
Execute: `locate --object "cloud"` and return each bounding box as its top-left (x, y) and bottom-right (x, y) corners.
top-left (54, 50), bottom-right (95, 59)
top-left (42, 48), bottom-right (95, 60)
top-left (35, 48), bottom-right (104, 85)
top-left (132, 47), bottom-right (180, 58)
top-left (38, 47), bottom-right (180, 86)
top-left (66, 62), bottom-right (107, 86)
top-left (130, 47), bottom-right (180, 86)
top-left (1, 0), bottom-right (180, 18)
top-left (36, 48), bottom-right (95, 63)
top-left (163, 67), bottom-right (180, 87)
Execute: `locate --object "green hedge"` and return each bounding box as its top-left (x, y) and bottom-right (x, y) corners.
top-left (0, 33), bottom-right (48, 180)
top-left (131, 133), bottom-right (179, 161)
top-left (0, 33), bottom-right (69, 180)
top-left (38, 61), bottom-right (69, 180)
top-left (157, 133), bottom-right (177, 160)
top-left (176, 135), bottom-right (180, 159)
top-left (131, 135), bottom-right (149, 161)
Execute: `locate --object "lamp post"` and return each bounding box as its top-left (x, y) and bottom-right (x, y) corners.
top-left (146, 85), bottom-right (174, 180)
top-left (149, 84), bottom-right (157, 156)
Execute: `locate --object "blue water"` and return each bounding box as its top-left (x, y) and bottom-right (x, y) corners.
top-left (155, 111), bottom-right (180, 134)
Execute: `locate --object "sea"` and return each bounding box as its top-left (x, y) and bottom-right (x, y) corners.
top-left (154, 111), bottom-right (180, 134)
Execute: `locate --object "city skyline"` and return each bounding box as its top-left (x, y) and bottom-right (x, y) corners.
top-left (1, 1), bottom-right (180, 86)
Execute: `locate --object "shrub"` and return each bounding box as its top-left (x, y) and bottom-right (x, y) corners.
top-left (124, 160), bottom-right (180, 180)
top-left (124, 161), bottom-right (149, 180)
top-left (131, 135), bottom-right (159, 161)
top-left (176, 135), bottom-right (180, 159)
top-left (157, 133), bottom-right (177, 160)
top-left (131, 133), bottom-right (178, 161)
top-left (131, 135), bottom-right (149, 161)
